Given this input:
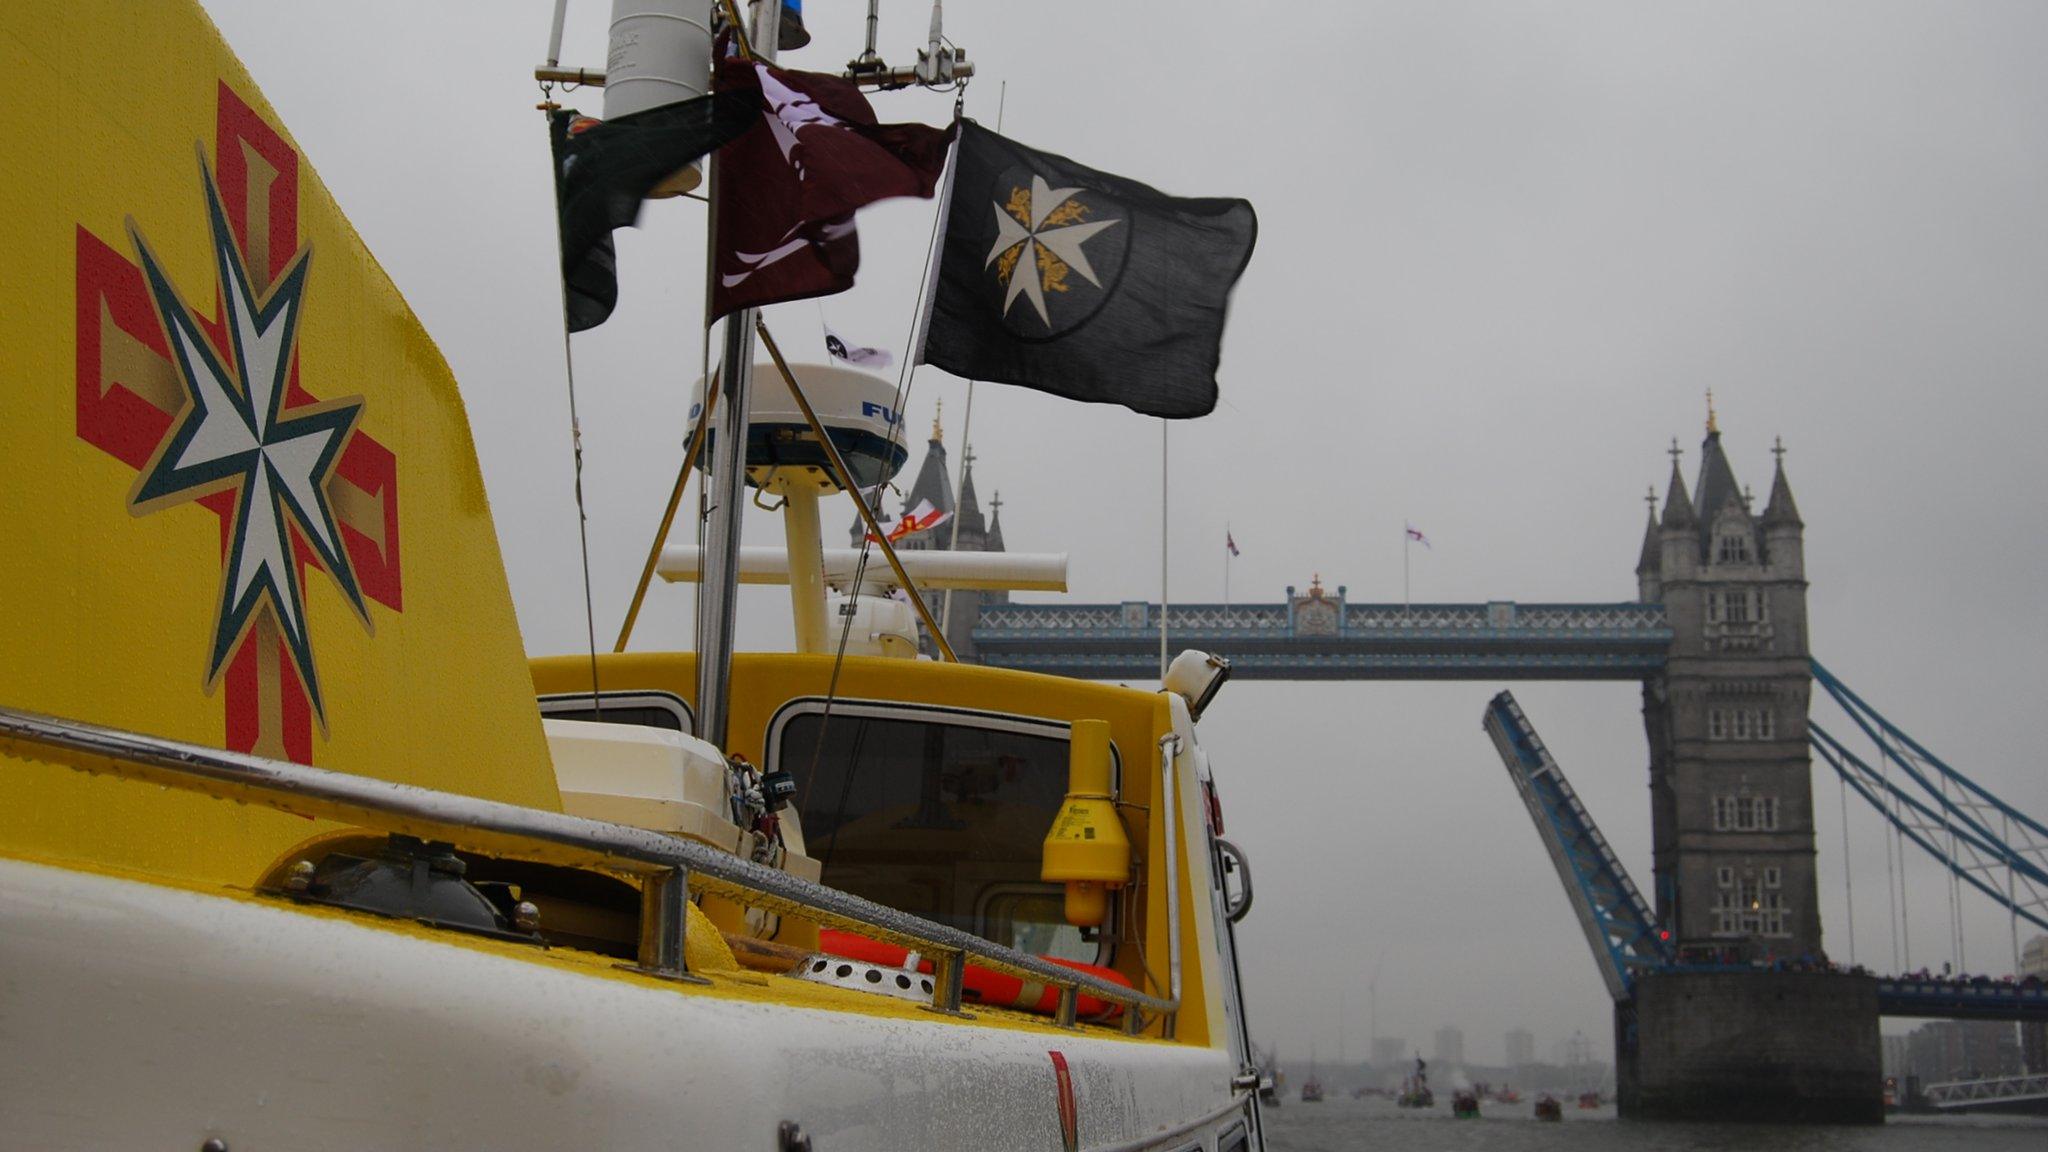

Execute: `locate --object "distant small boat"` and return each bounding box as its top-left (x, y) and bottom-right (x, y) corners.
top-left (1396, 1056), bottom-right (1434, 1108)
top-left (1577, 1091), bottom-right (1602, 1109)
top-left (1300, 1077), bottom-right (1325, 1103)
top-left (1452, 1090), bottom-right (1481, 1119)
top-left (1534, 1094), bottom-right (1562, 1121)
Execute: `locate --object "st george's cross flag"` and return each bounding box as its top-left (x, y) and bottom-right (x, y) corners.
top-left (1227, 530), bottom-right (1241, 557)
top-left (869, 498), bottom-right (949, 544)
top-left (710, 58), bottom-right (952, 319)
top-left (916, 121), bottom-right (1258, 419)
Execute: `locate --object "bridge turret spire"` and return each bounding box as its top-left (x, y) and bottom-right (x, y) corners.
top-left (1637, 488), bottom-right (1662, 600)
top-left (1763, 438), bottom-right (1802, 529)
top-left (1762, 437), bottom-right (1804, 581)
top-left (1660, 448), bottom-right (1696, 530)
top-left (986, 490), bottom-right (1006, 552)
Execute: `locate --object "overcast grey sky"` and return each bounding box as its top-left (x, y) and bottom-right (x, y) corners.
top-left (201, 0), bottom-right (2048, 1070)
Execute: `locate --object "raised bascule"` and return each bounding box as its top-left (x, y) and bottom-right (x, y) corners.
top-left (874, 411), bottom-right (2048, 1123)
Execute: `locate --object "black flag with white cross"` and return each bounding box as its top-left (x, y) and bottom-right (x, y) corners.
top-left (916, 121), bottom-right (1257, 419)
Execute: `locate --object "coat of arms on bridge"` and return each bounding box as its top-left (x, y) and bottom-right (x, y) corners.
top-left (74, 84), bottom-right (402, 764)
top-left (1290, 575), bottom-right (1341, 636)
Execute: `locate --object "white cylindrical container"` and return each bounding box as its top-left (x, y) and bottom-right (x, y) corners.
top-left (604, 0), bottom-right (715, 193)
top-left (604, 0), bottom-right (715, 197)
top-left (605, 0), bottom-right (714, 119)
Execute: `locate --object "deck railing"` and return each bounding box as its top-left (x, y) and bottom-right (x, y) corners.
top-left (0, 706), bottom-right (1176, 1034)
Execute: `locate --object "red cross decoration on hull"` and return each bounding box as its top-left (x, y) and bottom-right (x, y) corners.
top-left (73, 83), bottom-right (401, 764)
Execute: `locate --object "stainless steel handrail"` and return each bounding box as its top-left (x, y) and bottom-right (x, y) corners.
top-left (0, 706), bottom-right (1176, 1028)
top-left (1081, 1091), bottom-right (1252, 1152)
top-left (1158, 732), bottom-right (1184, 1040)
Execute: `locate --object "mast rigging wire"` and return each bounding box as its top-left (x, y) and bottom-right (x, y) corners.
top-left (540, 107), bottom-right (605, 715)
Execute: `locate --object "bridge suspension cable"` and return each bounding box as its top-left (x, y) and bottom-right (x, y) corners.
top-left (1809, 660), bottom-right (2048, 974)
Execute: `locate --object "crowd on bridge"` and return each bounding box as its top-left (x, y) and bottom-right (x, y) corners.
top-left (1887, 966), bottom-right (2046, 992)
top-left (1673, 944), bottom-right (2045, 991)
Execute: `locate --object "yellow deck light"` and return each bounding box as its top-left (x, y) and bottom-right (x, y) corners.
top-left (1040, 719), bottom-right (1130, 926)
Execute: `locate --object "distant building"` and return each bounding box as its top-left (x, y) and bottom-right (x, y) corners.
top-left (2023, 934), bottom-right (2048, 1073)
top-left (1370, 1037), bottom-right (1407, 1070)
top-left (1505, 1028), bottom-right (1535, 1069)
top-left (1433, 1027), bottom-right (1464, 1066)
top-left (1881, 1035), bottom-right (1910, 1080)
top-left (1906, 1020), bottom-right (2022, 1083)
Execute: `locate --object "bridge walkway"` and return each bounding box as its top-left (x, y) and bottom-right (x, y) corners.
top-left (974, 600), bottom-right (1672, 680)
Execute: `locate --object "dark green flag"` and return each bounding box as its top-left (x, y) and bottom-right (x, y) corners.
top-left (549, 93), bottom-right (756, 332)
top-left (916, 121), bottom-right (1257, 418)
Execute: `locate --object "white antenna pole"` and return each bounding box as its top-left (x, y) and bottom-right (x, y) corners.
top-left (546, 0), bottom-right (570, 65)
top-left (1159, 420), bottom-right (1169, 679)
top-left (936, 85), bottom-right (1004, 640)
top-left (1224, 521), bottom-right (1231, 609)
top-left (1403, 525), bottom-right (1411, 614)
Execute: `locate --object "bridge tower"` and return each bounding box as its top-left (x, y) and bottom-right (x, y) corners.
top-left (1624, 410), bottom-right (1878, 1123)
top-left (1639, 410), bottom-right (1818, 959)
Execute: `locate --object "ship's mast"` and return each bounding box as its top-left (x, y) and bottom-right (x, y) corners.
top-left (695, 0), bottom-right (780, 749)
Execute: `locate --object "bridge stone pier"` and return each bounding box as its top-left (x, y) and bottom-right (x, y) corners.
top-left (956, 421), bottom-right (1882, 1122)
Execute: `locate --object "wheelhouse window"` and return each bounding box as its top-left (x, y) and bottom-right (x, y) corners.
top-left (538, 690), bottom-right (692, 734)
top-left (771, 702), bottom-right (1116, 965)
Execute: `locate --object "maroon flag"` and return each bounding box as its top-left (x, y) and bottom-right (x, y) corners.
top-left (710, 59), bottom-right (953, 319)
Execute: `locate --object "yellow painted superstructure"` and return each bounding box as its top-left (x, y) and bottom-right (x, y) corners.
top-left (532, 651), bottom-right (1219, 1046)
top-left (1, 0), bottom-right (559, 892)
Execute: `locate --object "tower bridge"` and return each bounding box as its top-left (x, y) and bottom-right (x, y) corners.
top-left (876, 408), bottom-right (2046, 1123)
top-left (973, 596), bottom-right (1673, 680)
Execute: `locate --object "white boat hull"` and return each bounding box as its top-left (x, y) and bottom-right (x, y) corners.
top-left (0, 857), bottom-right (1245, 1151)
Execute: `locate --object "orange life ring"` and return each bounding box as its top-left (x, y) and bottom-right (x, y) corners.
top-left (819, 929), bottom-right (1132, 1019)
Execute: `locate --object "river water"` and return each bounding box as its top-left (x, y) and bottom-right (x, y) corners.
top-left (1260, 1095), bottom-right (2048, 1151)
